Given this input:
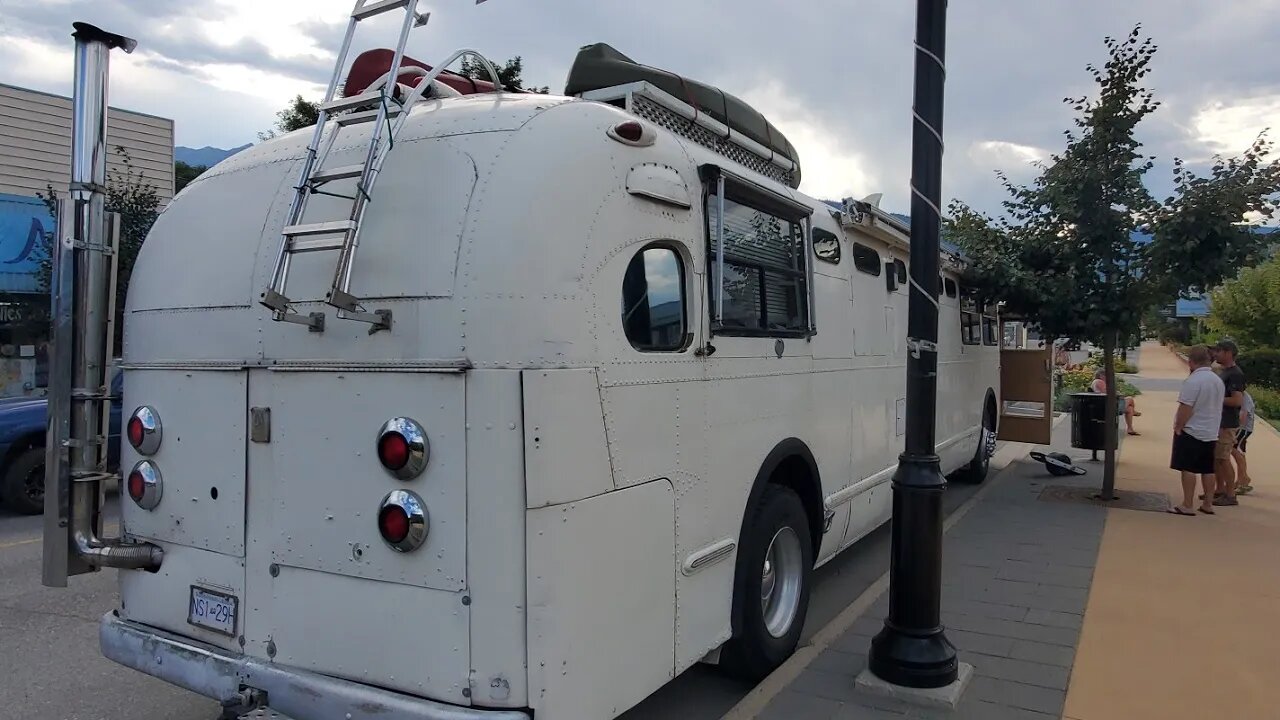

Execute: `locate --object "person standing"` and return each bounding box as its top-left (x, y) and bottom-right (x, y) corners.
top-left (1169, 345), bottom-right (1224, 516)
top-left (1211, 340), bottom-right (1247, 506)
top-left (1233, 390), bottom-right (1256, 496)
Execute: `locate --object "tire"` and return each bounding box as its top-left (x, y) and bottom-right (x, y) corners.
top-left (721, 485), bottom-right (813, 681)
top-left (953, 403), bottom-right (996, 485)
top-left (1, 446), bottom-right (46, 515)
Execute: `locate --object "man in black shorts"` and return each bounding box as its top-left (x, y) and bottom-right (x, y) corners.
top-left (1210, 340), bottom-right (1247, 506)
top-left (1169, 345), bottom-right (1224, 516)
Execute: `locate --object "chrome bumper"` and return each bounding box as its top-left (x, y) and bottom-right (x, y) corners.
top-left (99, 612), bottom-right (529, 720)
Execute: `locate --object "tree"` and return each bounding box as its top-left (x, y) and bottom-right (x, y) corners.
top-left (1206, 255), bottom-right (1280, 349)
top-left (175, 160), bottom-right (207, 193)
top-left (37, 147), bottom-right (161, 353)
top-left (947, 27), bottom-right (1280, 499)
top-left (459, 54), bottom-right (549, 93)
top-left (258, 95), bottom-right (320, 140)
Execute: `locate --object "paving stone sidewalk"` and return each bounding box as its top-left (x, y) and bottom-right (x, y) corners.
top-left (758, 424), bottom-right (1109, 719)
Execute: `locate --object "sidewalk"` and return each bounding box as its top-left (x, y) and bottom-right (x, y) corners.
top-left (1063, 343), bottom-right (1280, 720)
top-left (732, 342), bottom-right (1280, 719)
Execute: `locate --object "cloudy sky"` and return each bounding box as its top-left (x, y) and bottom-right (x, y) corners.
top-left (3, 0), bottom-right (1277, 215)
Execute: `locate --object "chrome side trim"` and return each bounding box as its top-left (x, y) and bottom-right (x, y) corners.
top-left (100, 613), bottom-right (529, 720)
top-left (120, 358), bottom-right (472, 372)
top-left (824, 465), bottom-right (895, 510)
top-left (681, 538), bottom-right (736, 576)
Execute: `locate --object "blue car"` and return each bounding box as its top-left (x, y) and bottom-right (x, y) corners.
top-left (0, 373), bottom-right (122, 515)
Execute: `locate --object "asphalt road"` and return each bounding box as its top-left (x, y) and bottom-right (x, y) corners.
top-left (0, 479), bottom-right (985, 720)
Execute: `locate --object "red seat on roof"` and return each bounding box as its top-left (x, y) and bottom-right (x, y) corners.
top-left (343, 48), bottom-right (507, 97)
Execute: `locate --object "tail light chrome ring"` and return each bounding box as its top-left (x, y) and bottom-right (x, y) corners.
top-left (377, 417), bottom-right (429, 480)
top-left (127, 406), bottom-right (162, 455)
top-left (127, 460), bottom-right (163, 510)
top-left (378, 489), bottom-right (429, 552)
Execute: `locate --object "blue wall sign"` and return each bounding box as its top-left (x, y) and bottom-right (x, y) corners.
top-left (0, 193), bottom-right (51, 294)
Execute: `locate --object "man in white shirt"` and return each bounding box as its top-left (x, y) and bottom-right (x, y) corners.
top-left (1169, 345), bottom-right (1224, 515)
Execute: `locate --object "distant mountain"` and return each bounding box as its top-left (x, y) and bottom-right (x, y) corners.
top-left (175, 144), bottom-right (252, 168)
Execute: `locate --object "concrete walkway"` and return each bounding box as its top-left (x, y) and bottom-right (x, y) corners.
top-left (1063, 343), bottom-right (1280, 720)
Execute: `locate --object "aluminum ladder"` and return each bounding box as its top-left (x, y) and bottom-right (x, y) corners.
top-left (259, 0), bottom-right (431, 333)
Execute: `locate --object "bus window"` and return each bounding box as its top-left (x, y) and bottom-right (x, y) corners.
top-left (812, 227), bottom-right (841, 264)
top-left (943, 278), bottom-right (958, 298)
top-left (707, 195), bottom-right (809, 336)
top-left (851, 243), bottom-right (880, 276)
top-left (622, 246), bottom-right (686, 351)
top-left (981, 302), bottom-right (999, 346)
top-left (960, 291), bottom-right (981, 345)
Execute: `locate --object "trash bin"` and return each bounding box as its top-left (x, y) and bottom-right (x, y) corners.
top-left (1069, 392), bottom-right (1109, 452)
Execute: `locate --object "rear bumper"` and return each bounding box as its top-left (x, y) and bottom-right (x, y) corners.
top-left (99, 612), bottom-right (529, 720)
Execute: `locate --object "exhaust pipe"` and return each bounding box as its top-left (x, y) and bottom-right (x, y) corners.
top-left (43, 22), bottom-right (162, 586)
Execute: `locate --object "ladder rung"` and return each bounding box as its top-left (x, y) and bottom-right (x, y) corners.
top-left (318, 90), bottom-right (390, 114)
top-left (353, 0), bottom-right (412, 20)
top-left (335, 105), bottom-right (401, 126)
top-left (283, 220), bottom-right (357, 237)
top-left (310, 164), bottom-right (366, 184)
top-left (288, 236), bottom-right (347, 253)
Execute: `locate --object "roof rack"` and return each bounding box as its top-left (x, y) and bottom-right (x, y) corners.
top-left (579, 81), bottom-right (798, 189)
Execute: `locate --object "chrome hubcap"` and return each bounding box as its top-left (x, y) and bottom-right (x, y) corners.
top-left (760, 526), bottom-right (803, 638)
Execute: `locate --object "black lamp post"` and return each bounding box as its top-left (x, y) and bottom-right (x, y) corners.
top-left (868, 0), bottom-right (958, 689)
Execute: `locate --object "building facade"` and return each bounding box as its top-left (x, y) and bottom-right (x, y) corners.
top-left (0, 83), bottom-right (173, 396)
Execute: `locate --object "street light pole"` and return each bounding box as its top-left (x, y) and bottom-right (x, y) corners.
top-left (868, 0), bottom-right (958, 689)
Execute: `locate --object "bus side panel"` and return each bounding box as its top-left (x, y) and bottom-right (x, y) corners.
top-left (466, 370), bottom-right (528, 708)
top-left (523, 369), bottom-right (614, 508)
top-left (527, 479), bottom-right (675, 720)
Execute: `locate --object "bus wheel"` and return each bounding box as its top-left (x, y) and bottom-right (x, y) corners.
top-left (722, 485), bottom-right (813, 681)
top-left (954, 406), bottom-right (996, 484)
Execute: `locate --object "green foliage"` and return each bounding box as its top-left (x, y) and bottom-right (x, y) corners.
top-left (1158, 324), bottom-right (1190, 345)
top-left (1251, 385), bottom-right (1280, 422)
top-left (175, 160), bottom-right (208, 193)
top-left (259, 95), bottom-right (320, 140)
top-left (1237, 348), bottom-right (1280, 390)
top-left (36, 147), bottom-right (161, 352)
top-left (1206, 255), bottom-right (1280, 349)
top-left (459, 55), bottom-right (549, 93)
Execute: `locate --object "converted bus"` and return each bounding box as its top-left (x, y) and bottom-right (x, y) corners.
top-left (46, 14), bottom-right (1024, 720)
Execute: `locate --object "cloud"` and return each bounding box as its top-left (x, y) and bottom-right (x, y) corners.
top-left (741, 80), bottom-right (879, 202)
top-left (968, 140), bottom-right (1050, 176)
top-left (1189, 94), bottom-right (1280, 157)
top-left (3, 0), bottom-right (1277, 218)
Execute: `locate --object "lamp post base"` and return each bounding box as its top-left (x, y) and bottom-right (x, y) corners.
top-left (869, 621), bottom-right (959, 688)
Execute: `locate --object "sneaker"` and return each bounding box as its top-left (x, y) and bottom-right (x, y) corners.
top-left (1212, 496), bottom-right (1239, 506)
top-left (1236, 485), bottom-right (1253, 496)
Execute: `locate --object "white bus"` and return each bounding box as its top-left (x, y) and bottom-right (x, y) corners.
top-left (60, 36), bottom-right (1005, 720)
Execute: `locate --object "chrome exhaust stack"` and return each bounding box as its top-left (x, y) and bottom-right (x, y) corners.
top-left (43, 22), bottom-right (162, 587)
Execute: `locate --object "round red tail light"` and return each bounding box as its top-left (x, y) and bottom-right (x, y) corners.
top-left (127, 417), bottom-right (144, 448)
top-left (377, 490), bottom-right (428, 552)
top-left (127, 406), bottom-right (162, 454)
top-left (127, 470), bottom-right (145, 503)
top-left (379, 504), bottom-right (410, 544)
top-left (127, 460), bottom-right (163, 510)
top-left (378, 432), bottom-right (410, 472)
top-left (376, 417), bottom-right (429, 479)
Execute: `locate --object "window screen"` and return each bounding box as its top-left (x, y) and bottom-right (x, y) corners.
top-left (707, 195), bottom-right (809, 335)
top-left (851, 243), bottom-right (881, 276)
top-left (622, 246), bottom-right (686, 351)
top-left (813, 227), bottom-right (841, 264)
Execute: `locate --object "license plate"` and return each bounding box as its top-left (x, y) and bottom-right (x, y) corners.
top-left (188, 586), bottom-right (238, 636)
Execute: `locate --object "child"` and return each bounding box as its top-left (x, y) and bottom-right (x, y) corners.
top-left (1233, 391), bottom-right (1255, 495)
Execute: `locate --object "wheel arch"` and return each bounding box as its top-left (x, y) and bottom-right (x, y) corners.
top-left (729, 437), bottom-right (823, 637)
